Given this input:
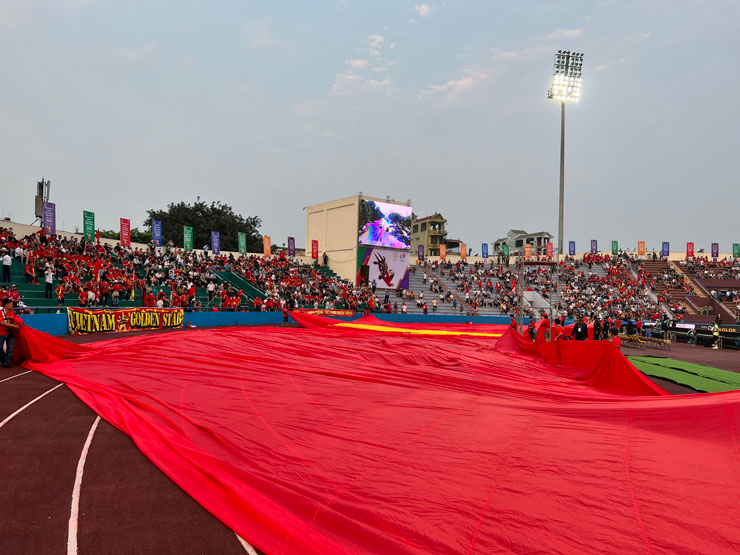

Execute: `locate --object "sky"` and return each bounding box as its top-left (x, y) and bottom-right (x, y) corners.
top-left (1, 0), bottom-right (738, 254)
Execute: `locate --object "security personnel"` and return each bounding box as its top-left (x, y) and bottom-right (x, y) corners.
top-left (712, 322), bottom-right (720, 350)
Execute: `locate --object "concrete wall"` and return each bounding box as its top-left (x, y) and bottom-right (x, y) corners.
top-left (305, 195), bottom-right (359, 281)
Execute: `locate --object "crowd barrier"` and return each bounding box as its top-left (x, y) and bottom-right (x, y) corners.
top-left (19, 311), bottom-right (517, 337)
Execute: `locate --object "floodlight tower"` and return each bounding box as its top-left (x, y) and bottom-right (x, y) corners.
top-left (548, 50), bottom-right (583, 262)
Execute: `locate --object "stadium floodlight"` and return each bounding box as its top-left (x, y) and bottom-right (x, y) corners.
top-left (548, 50), bottom-right (583, 103)
top-left (547, 50), bottom-right (584, 264)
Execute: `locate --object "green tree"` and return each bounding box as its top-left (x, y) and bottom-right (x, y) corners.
top-left (144, 200), bottom-right (262, 252)
top-left (97, 228), bottom-right (150, 244)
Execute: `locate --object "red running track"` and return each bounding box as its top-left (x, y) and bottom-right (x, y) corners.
top-left (11, 315), bottom-right (740, 554)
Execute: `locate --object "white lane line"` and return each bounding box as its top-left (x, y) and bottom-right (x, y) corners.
top-left (0, 370), bottom-right (31, 383)
top-left (236, 533), bottom-right (259, 555)
top-left (67, 415), bottom-right (101, 555)
top-left (0, 383), bottom-right (65, 429)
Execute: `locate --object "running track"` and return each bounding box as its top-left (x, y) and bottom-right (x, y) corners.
top-left (1, 328), bottom-right (693, 554)
top-left (0, 330), bottom-right (264, 555)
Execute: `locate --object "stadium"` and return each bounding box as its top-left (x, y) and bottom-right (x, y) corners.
top-left (3, 4), bottom-right (740, 555)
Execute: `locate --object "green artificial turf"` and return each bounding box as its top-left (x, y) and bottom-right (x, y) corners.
top-left (627, 355), bottom-right (740, 393)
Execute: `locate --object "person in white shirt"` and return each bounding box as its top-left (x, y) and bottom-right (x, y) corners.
top-left (45, 268), bottom-right (54, 299)
top-left (2, 251), bottom-right (11, 283)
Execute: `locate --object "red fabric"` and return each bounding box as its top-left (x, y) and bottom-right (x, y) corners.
top-left (16, 323), bottom-right (740, 554)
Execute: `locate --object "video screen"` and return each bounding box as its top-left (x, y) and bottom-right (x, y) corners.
top-left (358, 199), bottom-right (412, 250)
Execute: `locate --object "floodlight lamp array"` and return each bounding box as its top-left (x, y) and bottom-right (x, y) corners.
top-left (548, 50), bottom-right (583, 103)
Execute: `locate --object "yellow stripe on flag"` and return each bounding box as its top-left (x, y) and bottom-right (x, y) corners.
top-left (335, 323), bottom-right (502, 337)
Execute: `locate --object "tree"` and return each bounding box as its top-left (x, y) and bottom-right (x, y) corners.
top-left (98, 228), bottom-right (151, 244)
top-left (144, 200), bottom-right (262, 252)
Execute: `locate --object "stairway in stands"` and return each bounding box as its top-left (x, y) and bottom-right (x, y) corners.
top-left (405, 267), bottom-right (466, 315)
top-left (640, 260), bottom-right (692, 311)
top-left (422, 264), bottom-right (508, 317)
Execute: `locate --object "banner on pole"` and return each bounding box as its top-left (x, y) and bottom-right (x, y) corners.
top-left (568, 241), bottom-right (575, 256)
top-left (263, 236), bottom-right (271, 257)
top-left (546, 242), bottom-right (553, 259)
top-left (211, 231), bottom-right (221, 255)
top-left (418, 244), bottom-right (425, 261)
top-left (661, 242), bottom-right (670, 258)
top-left (287, 236), bottom-right (295, 257)
top-left (611, 241), bottom-right (618, 255)
top-left (152, 220), bottom-right (162, 247)
top-left (502, 243), bottom-right (509, 257)
top-left (311, 240), bottom-right (319, 260)
top-left (461, 243), bottom-right (467, 260)
top-left (83, 211), bottom-right (95, 241)
top-left (734, 243), bottom-right (740, 259)
top-left (238, 232), bottom-right (247, 254)
top-left (482, 243), bottom-right (488, 259)
top-left (68, 307), bottom-right (183, 335)
top-left (120, 218), bottom-right (131, 247)
top-left (440, 244), bottom-right (447, 260)
top-left (638, 241), bottom-right (646, 256)
top-left (42, 201), bottom-right (56, 235)
top-left (711, 242), bottom-right (719, 259)
top-left (687, 242), bottom-right (694, 258)
top-left (184, 226), bottom-right (193, 250)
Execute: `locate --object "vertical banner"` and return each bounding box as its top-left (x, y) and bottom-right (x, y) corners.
top-left (238, 232), bottom-right (247, 254)
top-left (461, 243), bottom-right (467, 259)
top-left (524, 244), bottom-right (532, 259)
top-left (120, 218), bottom-right (131, 247)
top-left (661, 242), bottom-right (669, 258)
top-left (42, 201), bottom-right (56, 235)
top-left (211, 231), bottom-right (221, 255)
top-left (263, 236), bottom-right (271, 257)
top-left (184, 226), bottom-right (193, 250)
top-left (686, 242), bottom-right (694, 258)
top-left (417, 244), bottom-right (425, 261)
top-left (546, 242), bottom-right (553, 259)
top-left (481, 243), bottom-right (489, 259)
top-left (152, 220), bottom-right (162, 247)
top-left (711, 242), bottom-right (719, 260)
top-left (611, 240), bottom-right (618, 255)
top-left (638, 241), bottom-right (646, 256)
top-left (440, 244), bottom-right (447, 260)
top-left (590, 240), bottom-right (597, 254)
top-left (568, 241), bottom-right (575, 256)
top-left (311, 240), bottom-right (319, 260)
top-left (287, 236), bottom-right (296, 257)
top-left (734, 243), bottom-right (740, 259)
top-left (502, 243), bottom-right (509, 257)
top-left (83, 210), bottom-right (95, 241)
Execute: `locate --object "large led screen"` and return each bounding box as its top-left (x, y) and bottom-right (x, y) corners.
top-left (358, 199), bottom-right (412, 250)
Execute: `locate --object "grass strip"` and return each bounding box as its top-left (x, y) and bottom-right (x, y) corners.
top-left (627, 356), bottom-right (740, 393)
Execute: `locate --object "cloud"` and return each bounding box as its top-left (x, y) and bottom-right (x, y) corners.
top-left (408, 18), bottom-right (418, 24)
top-left (331, 32), bottom-right (394, 96)
top-left (293, 99), bottom-right (324, 117)
top-left (592, 57), bottom-right (627, 72)
top-left (418, 46), bottom-right (550, 105)
top-left (417, 66), bottom-right (490, 104)
top-left (639, 31), bottom-right (651, 39)
top-left (119, 42), bottom-right (159, 61)
top-left (368, 34), bottom-right (384, 48)
top-left (415, 3), bottom-right (431, 17)
top-left (346, 59), bottom-right (369, 68)
top-left (332, 72), bottom-right (392, 96)
top-left (242, 18), bottom-right (292, 54)
top-left (544, 28), bottom-right (584, 40)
